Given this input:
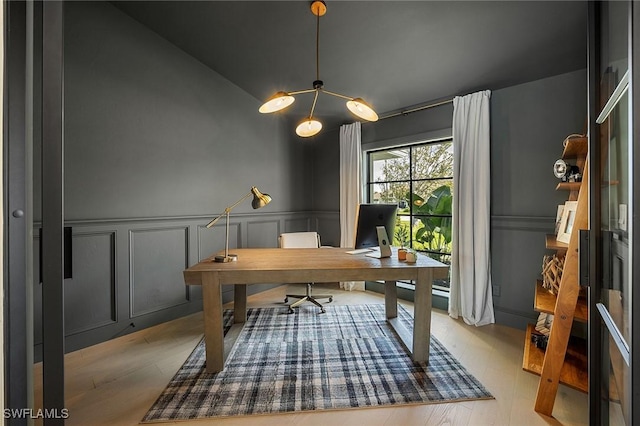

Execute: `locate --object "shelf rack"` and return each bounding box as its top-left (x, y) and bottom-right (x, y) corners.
top-left (522, 135), bottom-right (589, 415)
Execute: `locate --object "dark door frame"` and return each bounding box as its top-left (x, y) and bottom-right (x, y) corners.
top-left (588, 1), bottom-right (639, 424)
top-left (41, 0), bottom-right (66, 424)
top-left (586, 2), bottom-right (602, 423)
top-left (4, 0), bottom-right (66, 424)
top-left (631, 0), bottom-right (640, 422)
top-left (4, 1), bottom-right (29, 422)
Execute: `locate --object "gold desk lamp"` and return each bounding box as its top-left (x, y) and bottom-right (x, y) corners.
top-left (206, 186), bottom-right (272, 262)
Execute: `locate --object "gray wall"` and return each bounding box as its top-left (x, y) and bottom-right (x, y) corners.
top-left (310, 69), bottom-right (587, 329)
top-left (32, 1), bottom-right (320, 358)
top-left (35, 1), bottom-right (311, 220)
top-left (490, 70), bottom-right (586, 328)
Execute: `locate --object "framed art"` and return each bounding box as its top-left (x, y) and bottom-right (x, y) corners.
top-left (557, 201), bottom-right (578, 244)
top-left (554, 204), bottom-right (564, 235)
top-left (535, 312), bottom-right (554, 336)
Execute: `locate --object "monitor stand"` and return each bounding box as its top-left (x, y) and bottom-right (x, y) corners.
top-left (365, 226), bottom-right (392, 258)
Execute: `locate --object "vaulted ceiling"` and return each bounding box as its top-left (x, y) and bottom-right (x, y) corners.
top-left (113, 1), bottom-right (587, 132)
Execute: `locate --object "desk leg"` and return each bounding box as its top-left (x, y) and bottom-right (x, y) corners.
top-left (234, 284), bottom-right (247, 323)
top-left (413, 268), bottom-right (433, 364)
top-left (202, 272), bottom-right (224, 373)
top-left (384, 280), bottom-right (398, 319)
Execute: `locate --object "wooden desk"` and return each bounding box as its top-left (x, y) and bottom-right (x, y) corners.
top-left (184, 247), bottom-right (449, 373)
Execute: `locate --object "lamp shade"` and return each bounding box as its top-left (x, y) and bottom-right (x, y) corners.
top-left (346, 98), bottom-right (379, 122)
top-left (296, 118), bottom-right (322, 137)
top-left (250, 186), bottom-right (272, 209)
top-left (259, 92), bottom-right (295, 113)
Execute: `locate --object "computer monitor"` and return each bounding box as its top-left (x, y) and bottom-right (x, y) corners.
top-left (354, 203), bottom-right (398, 249)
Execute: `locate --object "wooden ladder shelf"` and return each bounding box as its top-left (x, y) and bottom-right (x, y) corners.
top-left (522, 136), bottom-right (589, 415)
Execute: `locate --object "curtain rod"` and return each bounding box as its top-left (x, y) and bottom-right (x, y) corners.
top-left (378, 97), bottom-right (454, 120)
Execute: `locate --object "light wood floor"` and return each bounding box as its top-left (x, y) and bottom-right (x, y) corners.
top-left (33, 285), bottom-right (588, 426)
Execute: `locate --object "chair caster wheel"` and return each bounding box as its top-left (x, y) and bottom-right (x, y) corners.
top-left (288, 308), bottom-right (294, 314)
top-left (329, 297), bottom-right (333, 303)
top-left (320, 308), bottom-right (326, 314)
top-left (284, 297), bottom-right (288, 303)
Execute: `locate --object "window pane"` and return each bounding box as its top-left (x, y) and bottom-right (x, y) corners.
top-left (369, 148), bottom-right (410, 182)
top-left (412, 141), bottom-right (453, 179)
top-left (369, 182), bottom-right (409, 204)
top-left (413, 178), bottom-right (454, 202)
top-left (412, 214), bottom-right (452, 255)
top-left (366, 140), bottom-right (453, 292)
top-left (599, 0), bottom-right (628, 98)
top-left (410, 179), bottom-right (453, 256)
top-left (393, 214), bottom-right (411, 247)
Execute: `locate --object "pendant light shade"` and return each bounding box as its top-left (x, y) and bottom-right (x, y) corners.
top-left (259, 91), bottom-right (295, 113)
top-left (346, 98), bottom-right (379, 122)
top-left (295, 117), bottom-right (322, 138)
top-left (259, 1), bottom-right (377, 137)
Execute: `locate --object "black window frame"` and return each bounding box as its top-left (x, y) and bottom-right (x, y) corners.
top-left (365, 138), bottom-right (453, 291)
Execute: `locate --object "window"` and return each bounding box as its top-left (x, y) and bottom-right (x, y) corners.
top-left (366, 139), bottom-right (453, 290)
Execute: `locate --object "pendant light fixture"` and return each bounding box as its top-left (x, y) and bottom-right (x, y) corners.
top-left (259, 0), bottom-right (378, 137)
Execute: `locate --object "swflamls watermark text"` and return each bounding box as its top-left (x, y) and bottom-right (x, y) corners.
top-left (4, 408), bottom-right (69, 419)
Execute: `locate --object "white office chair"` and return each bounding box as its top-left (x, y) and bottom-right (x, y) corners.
top-left (278, 232), bottom-right (333, 313)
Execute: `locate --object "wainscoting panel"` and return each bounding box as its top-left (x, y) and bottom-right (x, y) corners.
top-left (65, 231), bottom-right (117, 334)
top-left (246, 219), bottom-right (280, 248)
top-left (32, 229), bottom-right (119, 359)
top-left (490, 215), bottom-right (554, 329)
top-left (32, 211), bottom-right (334, 358)
top-left (129, 226), bottom-right (190, 317)
top-left (312, 212), bottom-right (340, 247)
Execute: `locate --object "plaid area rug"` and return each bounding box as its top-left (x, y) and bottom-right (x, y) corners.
top-left (142, 304), bottom-right (492, 422)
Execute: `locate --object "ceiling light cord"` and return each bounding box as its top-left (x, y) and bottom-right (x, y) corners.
top-left (316, 10), bottom-right (320, 82)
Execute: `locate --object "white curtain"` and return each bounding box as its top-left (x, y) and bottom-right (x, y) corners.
top-left (339, 122), bottom-right (364, 291)
top-left (449, 90), bottom-right (495, 326)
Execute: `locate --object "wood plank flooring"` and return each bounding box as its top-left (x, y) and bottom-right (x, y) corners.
top-left (33, 285), bottom-right (588, 425)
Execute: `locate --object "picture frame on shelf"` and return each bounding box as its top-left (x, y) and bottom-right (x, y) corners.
top-left (557, 201), bottom-right (578, 244)
top-left (535, 312), bottom-right (553, 336)
top-left (554, 204), bottom-right (564, 235)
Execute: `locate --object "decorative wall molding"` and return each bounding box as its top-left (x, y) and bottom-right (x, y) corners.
top-left (65, 230), bottom-right (118, 335)
top-left (491, 215), bottom-right (554, 232)
top-left (129, 226), bottom-right (191, 318)
top-left (32, 211), bottom-right (329, 358)
top-left (32, 209), bottom-right (555, 355)
top-left (247, 219), bottom-right (280, 248)
top-left (36, 210), bottom-right (315, 226)
top-left (311, 211), bottom-right (340, 247)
